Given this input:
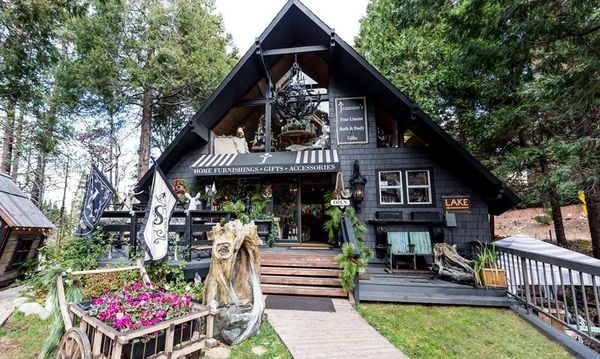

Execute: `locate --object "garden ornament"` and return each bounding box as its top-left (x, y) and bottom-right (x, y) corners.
top-left (184, 192), bottom-right (202, 212)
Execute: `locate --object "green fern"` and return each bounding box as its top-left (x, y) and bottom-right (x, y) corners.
top-left (335, 241), bottom-right (373, 292)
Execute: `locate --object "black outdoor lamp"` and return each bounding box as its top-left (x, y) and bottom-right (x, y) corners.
top-left (349, 160), bottom-right (367, 212)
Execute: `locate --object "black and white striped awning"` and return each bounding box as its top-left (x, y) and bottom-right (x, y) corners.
top-left (191, 150), bottom-right (340, 176)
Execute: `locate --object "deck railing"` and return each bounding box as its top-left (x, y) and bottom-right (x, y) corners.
top-left (496, 245), bottom-right (600, 348)
top-left (98, 210), bottom-right (232, 261)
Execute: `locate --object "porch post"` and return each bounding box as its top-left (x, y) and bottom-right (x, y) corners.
top-left (265, 83), bottom-right (272, 153)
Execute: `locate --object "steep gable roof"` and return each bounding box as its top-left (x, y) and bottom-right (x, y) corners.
top-left (137, 0), bottom-right (519, 214)
top-left (0, 173), bottom-right (54, 229)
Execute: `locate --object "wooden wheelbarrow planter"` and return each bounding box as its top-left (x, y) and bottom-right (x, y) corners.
top-left (55, 260), bottom-right (219, 359)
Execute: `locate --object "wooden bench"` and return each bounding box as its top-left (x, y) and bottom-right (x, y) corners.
top-left (386, 231), bottom-right (433, 272)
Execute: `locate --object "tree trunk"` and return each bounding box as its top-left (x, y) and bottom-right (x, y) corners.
top-left (30, 152), bottom-right (46, 207)
top-left (548, 186), bottom-right (567, 246)
top-left (587, 183), bottom-right (600, 259)
top-left (137, 85), bottom-right (152, 180)
top-left (11, 109), bottom-right (24, 180)
top-left (1, 96), bottom-right (17, 174)
top-left (137, 48), bottom-right (154, 180)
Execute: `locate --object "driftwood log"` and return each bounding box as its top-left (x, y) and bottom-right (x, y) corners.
top-left (433, 243), bottom-right (476, 285)
top-left (203, 220), bottom-right (264, 345)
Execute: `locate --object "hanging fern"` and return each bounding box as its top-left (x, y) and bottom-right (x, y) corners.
top-left (335, 241), bottom-right (372, 292)
top-left (323, 192), bottom-right (367, 244)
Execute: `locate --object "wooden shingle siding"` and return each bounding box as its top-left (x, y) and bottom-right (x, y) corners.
top-left (162, 72), bottom-right (492, 261)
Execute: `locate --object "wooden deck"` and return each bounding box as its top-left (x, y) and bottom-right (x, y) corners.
top-left (266, 297), bottom-right (408, 359)
top-left (360, 265), bottom-right (513, 307)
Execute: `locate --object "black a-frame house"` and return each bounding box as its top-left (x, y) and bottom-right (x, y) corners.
top-left (136, 0), bottom-right (519, 259)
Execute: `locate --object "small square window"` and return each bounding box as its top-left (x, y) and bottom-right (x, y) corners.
top-left (379, 171), bottom-right (403, 204)
top-left (406, 170), bottom-right (432, 204)
top-left (9, 235), bottom-right (35, 269)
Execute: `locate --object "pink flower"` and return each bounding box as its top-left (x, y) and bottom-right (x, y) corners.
top-left (88, 282), bottom-right (193, 332)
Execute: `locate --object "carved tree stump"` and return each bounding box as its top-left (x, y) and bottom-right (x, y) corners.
top-left (203, 220), bottom-right (264, 345)
top-left (433, 243), bottom-right (476, 285)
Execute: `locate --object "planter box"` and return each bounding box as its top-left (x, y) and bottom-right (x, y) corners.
top-left (480, 268), bottom-right (507, 288)
top-left (253, 220), bottom-right (271, 239)
top-left (537, 308), bottom-right (565, 333)
top-left (72, 301), bottom-right (201, 359)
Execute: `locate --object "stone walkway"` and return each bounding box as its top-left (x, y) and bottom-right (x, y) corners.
top-left (0, 286), bottom-right (25, 326)
top-left (265, 298), bottom-right (408, 359)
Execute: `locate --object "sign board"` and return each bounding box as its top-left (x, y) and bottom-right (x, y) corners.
top-left (190, 150), bottom-right (340, 176)
top-left (335, 97), bottom-right (368, 145)
top-left (330, 199), bottom-right (351, 207)
top-left (442, 195), bottom-right (471, 213)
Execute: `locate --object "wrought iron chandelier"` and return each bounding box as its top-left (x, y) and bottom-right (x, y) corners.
top-left (273, 56), bottom-right (321, 120)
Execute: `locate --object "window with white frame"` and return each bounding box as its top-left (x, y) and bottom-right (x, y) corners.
top-left (406, 170), bottom-right (432, 204)
top-left (379, 171), bottom-right (403, 204)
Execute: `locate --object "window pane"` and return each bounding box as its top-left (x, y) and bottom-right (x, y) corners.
top-left (407, 171), bottom-right (429, 186)
top-left (380, 172), bottom-right (401, 187)
top-left (408, 188), bottom-right (430, 203)
top-left (381, 188), bottom-right (402, 204)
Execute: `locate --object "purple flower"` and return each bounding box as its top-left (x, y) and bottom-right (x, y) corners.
top-left (88, 281), bottom-right (194, 332)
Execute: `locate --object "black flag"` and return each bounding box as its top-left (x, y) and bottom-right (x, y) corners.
top-left (76, 165), bottom-right (116, 236)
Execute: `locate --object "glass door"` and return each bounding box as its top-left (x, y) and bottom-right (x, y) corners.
top-left (271, 178), bottom-right (300, 242)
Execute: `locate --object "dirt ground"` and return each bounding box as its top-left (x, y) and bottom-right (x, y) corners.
top-left (495, 204), bottom-right (590, 242)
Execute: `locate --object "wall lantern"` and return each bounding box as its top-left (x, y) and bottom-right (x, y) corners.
top-left (349, 160), bottom-right (367, 212)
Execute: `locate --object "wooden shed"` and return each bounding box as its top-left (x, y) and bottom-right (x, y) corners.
top-left (0, 173), bottom-right (54, 286)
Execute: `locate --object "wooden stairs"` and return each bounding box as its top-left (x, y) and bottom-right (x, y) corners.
top-left (260, 252), bottom-right (346, 298)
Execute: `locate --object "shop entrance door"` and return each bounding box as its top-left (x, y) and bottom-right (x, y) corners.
top-left (300, 174), bottom-right (332, 244)
top-left (271, 178), bottom-right (300, 242)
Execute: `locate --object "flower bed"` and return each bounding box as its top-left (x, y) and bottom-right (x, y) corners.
top-left (87, 282), bottom-right (194, 332)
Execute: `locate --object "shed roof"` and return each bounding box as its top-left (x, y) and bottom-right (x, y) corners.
top-left (0, 173), bottom-right (55, 229)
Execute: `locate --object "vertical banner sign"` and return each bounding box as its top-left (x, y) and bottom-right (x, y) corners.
top-left (335, 97), bottom-right (368, 145)
top-left (76, 165), bottom-right (116, 236)
top-left (139, 168), bottom-right (178, 263)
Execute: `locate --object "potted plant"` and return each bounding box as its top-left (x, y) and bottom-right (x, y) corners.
top-left (473, 243), bottom-right (507, 288)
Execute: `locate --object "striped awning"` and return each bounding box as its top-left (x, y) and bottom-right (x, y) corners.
top-left (191, 150), bottom-right (340, 176)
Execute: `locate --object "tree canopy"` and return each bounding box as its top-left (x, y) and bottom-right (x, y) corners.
top-left (357, 0), bottom-right (599, 251)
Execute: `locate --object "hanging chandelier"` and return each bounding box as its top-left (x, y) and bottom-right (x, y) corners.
top-left (273, 55), bottom-right (321, 120)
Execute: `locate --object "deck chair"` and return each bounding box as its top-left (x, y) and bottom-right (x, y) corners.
top-left (409, 231), bottom-right (433, 255)
top-left (387, 232), bottom-right (410, 271)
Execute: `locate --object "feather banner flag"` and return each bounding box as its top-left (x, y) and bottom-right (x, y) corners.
top-left (76, 165), bottom-right (116, 236)
top-left (138, 167), bottom-right (178, 263)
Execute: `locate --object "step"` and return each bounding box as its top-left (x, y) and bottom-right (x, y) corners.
top-left (261, 267), bottom-right (341, 277)
top-left (261, 253), bottom-right (337, 263)
top-left (261, 275), bottom-right (342, 287)
top-left (261, 259), bottom-right (339, 268)
top-left (359, 291), bottom-right (513, 307)
top-left (262, 284), bottom-right (347, 298)
top-left (358, 282), bottom-right (507, 297)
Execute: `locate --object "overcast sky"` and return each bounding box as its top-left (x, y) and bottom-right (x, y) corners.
top-left (214, 0), bottom-right (369, 50)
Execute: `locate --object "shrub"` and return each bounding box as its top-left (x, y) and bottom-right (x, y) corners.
top-left (533, 213), bottom-right (552, 225)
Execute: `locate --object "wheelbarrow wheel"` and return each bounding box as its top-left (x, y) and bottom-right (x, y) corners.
top-left (57, 327), bottom-right (92, 359)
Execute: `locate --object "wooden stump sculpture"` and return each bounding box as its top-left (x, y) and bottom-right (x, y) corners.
top-left (203, 219), bottom-right (264, 345)
top-left (433, 243), bottom-right (476, 285)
